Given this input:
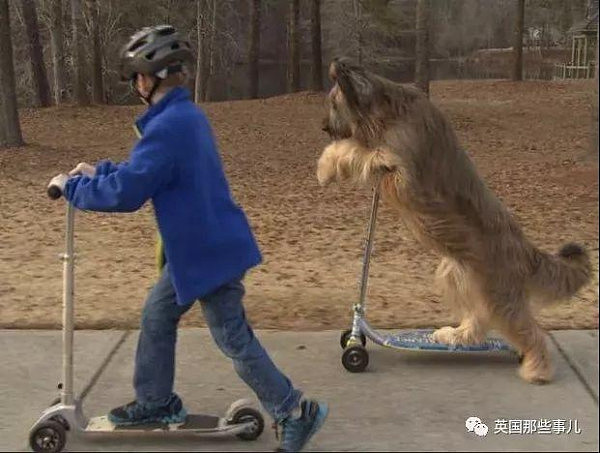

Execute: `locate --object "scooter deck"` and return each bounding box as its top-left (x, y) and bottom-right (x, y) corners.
top-left (86, 414), bottom-right (226, 433)
top-left (379, 329), bottom-right (514, 352)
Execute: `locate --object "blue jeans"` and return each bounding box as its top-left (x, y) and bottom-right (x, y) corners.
top-left (133, 264), bottom-right (302, 422)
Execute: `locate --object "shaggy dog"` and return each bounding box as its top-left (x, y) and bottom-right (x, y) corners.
top-left (317, 57), bottom-right (591, 384)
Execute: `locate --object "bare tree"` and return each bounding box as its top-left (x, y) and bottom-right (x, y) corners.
top-left (415, 0), bottom-right (430, 97)
top-left (0, 0), bottom-right (24, 147)
top-left (88, 0), bottom-right (104, 103)
top-left (21, 0), bottom-right (52, 107)
top-left (248, 0), bottom-right (261, 99)
top-left (49, 0), bottom-right (67, 103)
top-left (194, 0), bottom-right (218, 103)
top-left (195, 0), bottom-right (206, 103)
top-left (352, 0), bottom-right (364, 65)
top-left (205, 0), bottom-right (218, 101)
top-left (310, 0), bottom-right (323, 91)
top-left (592, 20), bottom-right (598, 159)
top-left (71, 0), bottom-right (90, 105)
top-left (512, 0), bottom-right (525, 81)
top-left (287, 0), bottom-right (300, 92)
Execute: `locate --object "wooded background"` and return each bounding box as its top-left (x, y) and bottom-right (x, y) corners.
top-left (0, 0), bottom-right (595, 104)
top-left (0, 0), bottom-right (598, 148)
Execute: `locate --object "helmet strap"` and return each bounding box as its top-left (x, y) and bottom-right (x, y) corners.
top-left (144, 77), bottom-right (163, 106)
top-left (131, 64), bottom-right (183, 106)
top-left (130, 75), bottom-right (162, 106)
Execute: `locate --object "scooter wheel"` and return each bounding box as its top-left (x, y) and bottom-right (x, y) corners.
top-left (29, 420), bottom-right (66, 453)
top-left (231, 407), bottom-right (264, 441)
top-left (340, 329), bottom-right (366, 349)
top-left (342, 345), bottom-right (369, 373)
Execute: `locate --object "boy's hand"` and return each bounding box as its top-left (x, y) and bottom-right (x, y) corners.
top-left (69, 162), bottom-right (96, 177)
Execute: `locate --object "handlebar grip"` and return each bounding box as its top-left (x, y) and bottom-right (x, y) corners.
top-left (47, 184), bottom-right (63, 200)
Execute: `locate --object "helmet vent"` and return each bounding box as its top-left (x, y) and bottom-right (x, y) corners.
top-left (158, 27), bottom-right (175, 36)
top-left (171, 42), bottom-right (180, 50)
top-left (145, 50), bottom-right (156, 60)
top-left (129, 40), bottom-right (147, 52)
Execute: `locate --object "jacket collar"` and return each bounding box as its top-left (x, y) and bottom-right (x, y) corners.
top-left (135, 86), bottom-right (191, 134)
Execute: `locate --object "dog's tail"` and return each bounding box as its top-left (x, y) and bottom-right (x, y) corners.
top-left (529, 243), bottom-right (592, 303)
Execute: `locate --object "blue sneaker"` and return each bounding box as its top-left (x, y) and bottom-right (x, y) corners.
top-left (108, 393), bottom-right (187, 426)
top-left (275, 399), bottom-right (329, 452)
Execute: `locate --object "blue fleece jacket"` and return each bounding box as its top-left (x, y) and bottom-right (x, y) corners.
top-left (64, 87), bottom-right (262, 306)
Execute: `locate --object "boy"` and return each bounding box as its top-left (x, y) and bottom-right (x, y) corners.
top-left (49, 25), bottom-right (328, 452)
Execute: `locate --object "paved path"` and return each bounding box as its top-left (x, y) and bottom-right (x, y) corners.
top-left (1, 329), bottom-right (597, 452)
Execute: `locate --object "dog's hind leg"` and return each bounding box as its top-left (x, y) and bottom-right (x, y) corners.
top-left (484, 273), bottom-right (553, 384)
top-left (432, 258), bottom-right (490, 345)
top-left (494, 302), bottom-right (553, 384)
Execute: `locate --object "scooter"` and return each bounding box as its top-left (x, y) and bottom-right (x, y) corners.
top-left (340, 184), bottom-right (519, 373)
top-left (28, 181), bottom-right (265, 453)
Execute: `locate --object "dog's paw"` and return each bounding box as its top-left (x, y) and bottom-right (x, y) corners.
top-left (518, 354), bottom-right (554, 385)
top-left (317, 171), bottom-right (333, 186)
top-left (432, 326), bottom-right (459, 345)
top-left (316, 156), bottom-right (337, 186)
top-left (316, 167), bottom-right (334, 186)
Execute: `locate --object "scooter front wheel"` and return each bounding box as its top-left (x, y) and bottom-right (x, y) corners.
top-left (29, 420), bottom-right (66, 453)
top-left (342, 345), bottom-right (369, 373)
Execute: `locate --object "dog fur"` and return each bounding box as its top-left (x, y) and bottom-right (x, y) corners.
top-left (318, 57), bottom-right (592, 384)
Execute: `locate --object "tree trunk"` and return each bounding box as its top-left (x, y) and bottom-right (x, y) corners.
top-left (287, 0), bottom-right (300, 92)
top-left (0, 0), bottom-right (24, 147)
top-left (248, 0), bottom-right (261, 99)
top-left (199, 0), bottom-right (217, 102)
top-left (21, 0), bottom-right (52, 107)
top-left (415, 0), bottom-right (430, 97)
top-left (194, 0), bottom-right (214, 103)
top-left (71, 0), bottom-right (90, 105)
top-left (194, 0), bottom-right (205, 103)
top-left (204, 0), bottom-right (218, 101)
top-left (89, 0), bottom-right (104, 103)
top-left (512, 0), bottom-right (525, 81)
top-left (352, 0), bottom-right (363, 65)
top-left (591, 22), bottom-right (598, 159)
top-left (49, 0), bottom-right (67, 104)
top-left (310, 0), bottom-right (323, 91)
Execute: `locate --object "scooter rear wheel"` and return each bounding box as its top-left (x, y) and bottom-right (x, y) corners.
top-left (231, 407), bottom-right (264, 441)
top-left (29, 420), bottom-right (66, 453)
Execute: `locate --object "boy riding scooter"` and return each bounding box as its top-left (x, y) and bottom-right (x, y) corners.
top-left (49, 25), bottom-right (328, 452)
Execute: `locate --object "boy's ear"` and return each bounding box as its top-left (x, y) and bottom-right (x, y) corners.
top-left (329, 57), bottom-right (374, 111)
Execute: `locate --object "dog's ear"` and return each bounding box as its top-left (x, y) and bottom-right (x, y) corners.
top-left (329, 57), bottom-right (374, 112)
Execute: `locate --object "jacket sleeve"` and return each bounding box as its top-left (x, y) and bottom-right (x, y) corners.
top-left (64, 124), bottom-right (175, 212)
top-left (95, 160), bottom-right (128, 176)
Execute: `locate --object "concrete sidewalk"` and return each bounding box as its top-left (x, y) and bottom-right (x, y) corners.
top-left (1, 329), bottom-right (598, 452)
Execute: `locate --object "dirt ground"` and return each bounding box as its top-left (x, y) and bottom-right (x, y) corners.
top-left (1, 80), bottom-right (598, 331)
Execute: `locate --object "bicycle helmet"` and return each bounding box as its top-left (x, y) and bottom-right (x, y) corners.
top-left (119, 25), bottom-right (193, 103)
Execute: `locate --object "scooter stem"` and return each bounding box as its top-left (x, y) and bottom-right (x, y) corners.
top-left (358, 183), bottom-right (381, 309)
top-left (61, 202), bottom-right (75, 405)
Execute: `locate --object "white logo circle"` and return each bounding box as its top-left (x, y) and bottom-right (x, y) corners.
top-left (474, 422), bottom-right (489, 437)
top-left (465, 416), bottom-right (481, 432)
